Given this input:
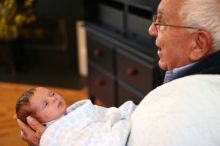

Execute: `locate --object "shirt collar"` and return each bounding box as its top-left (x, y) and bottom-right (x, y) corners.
top-left (163, 62), bottom-right (198, 83)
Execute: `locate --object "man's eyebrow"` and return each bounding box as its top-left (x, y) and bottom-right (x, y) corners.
top-left (157, 9), bottom-right (167, 16)
top-left (157, 9), bottom-right (172, 22)
top-left (156, 10), bottom-right (165, 21)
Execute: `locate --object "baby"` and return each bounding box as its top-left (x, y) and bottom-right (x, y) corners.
top-left (16, 87), bottom-right (136, 146)
top-left (16, 87), bottom-right (67, 126)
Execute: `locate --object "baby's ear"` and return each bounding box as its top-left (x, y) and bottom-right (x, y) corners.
top-left (189, 30), bottom-right (212, 61)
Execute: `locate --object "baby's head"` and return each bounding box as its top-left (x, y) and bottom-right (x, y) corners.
top-left (16, 87), bottom-right (67, 124)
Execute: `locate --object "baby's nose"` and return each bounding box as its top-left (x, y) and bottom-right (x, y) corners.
top-left (50, 96), bottom-right (56, 102)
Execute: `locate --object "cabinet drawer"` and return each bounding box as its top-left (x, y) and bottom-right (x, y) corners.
top-left (127, 13), bottom-right (152, 41)
top-left (88, 64), bottom-right (116, 107)
top-left (116, 49), bottom-right (154, 94)
top-left (99, 4), bottom-right (123, 32)
top-left (88, 35), bottom-right (115, 73)
top-left (118, 80), bottom-right (144, 105)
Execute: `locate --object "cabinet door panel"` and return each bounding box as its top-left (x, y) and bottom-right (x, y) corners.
top-left (88, 65), bottom-right (116, 107)
top-left (88, 35), bottom-right (115, 73)
top-left (116, 49), bottom-right (154, 94)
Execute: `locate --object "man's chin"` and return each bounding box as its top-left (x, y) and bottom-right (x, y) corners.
top-left (158, 62), bottom-right (168, 71)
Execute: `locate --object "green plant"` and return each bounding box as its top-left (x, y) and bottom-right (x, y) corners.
top-left (0, 0), bottom-right (36, 40)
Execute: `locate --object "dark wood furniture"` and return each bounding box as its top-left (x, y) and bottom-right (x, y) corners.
top-left (86, 0), bottom-right (163, 107)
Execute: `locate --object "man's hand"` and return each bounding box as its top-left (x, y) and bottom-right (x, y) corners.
top-left (16, 116), bottom-right (46, 146)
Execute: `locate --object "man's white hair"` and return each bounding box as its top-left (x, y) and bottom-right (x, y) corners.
top-left (180, 0), bottom-right (220, 52)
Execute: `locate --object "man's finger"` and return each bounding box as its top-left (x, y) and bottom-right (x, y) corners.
top-left (17, 119), bottom-right (34, 135)
top-left (27, 116), bottom-right (45, 135)
top-left (20, 131), bottom-right (28, 141)
top-left (13, 114), bottom-right (17, 119)
top-left (17, 117), bottom-right (44, 146)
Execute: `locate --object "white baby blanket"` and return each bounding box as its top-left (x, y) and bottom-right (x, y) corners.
top-left (40, 100), bottom-right (136, 146)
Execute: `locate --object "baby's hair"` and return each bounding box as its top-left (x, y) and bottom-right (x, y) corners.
top-left (16, 87), bottom-right (37, 124)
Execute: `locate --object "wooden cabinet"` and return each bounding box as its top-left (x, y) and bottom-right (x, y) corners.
top-left (116, 48), bottom-right (154, 94)
top-left (87, 31), bottom-right (117, 106)
top-left (88, 64), bottom-right (116, 106)
top-left (88, 35), bottom-right (115, 73)
top-left (86, 0), bottom-right (163, 107)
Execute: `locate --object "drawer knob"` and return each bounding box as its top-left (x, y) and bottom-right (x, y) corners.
top-left (94, 49), bottom-right (102, 57)
top-left (127, 68), bottom-right (138, 76)
top-left (95, 79), bottom-right (105, 86)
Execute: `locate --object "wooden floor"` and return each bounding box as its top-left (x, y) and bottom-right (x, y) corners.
top-left (0, 82), bottom-right (88, 146)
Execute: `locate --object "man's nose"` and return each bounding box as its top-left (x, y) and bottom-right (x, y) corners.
top-left (148, 23), bottom-right (158, 37)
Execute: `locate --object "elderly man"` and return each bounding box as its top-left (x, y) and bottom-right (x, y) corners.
top-left (149, 0), bottom-right (220, 84)
top-left (128, 0), bottom-right (220, 145)
top-left (15, 0), bottom-right (220, 145)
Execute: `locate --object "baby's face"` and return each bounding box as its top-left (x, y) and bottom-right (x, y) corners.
top-left (29, 87), bottom-right (67, 123)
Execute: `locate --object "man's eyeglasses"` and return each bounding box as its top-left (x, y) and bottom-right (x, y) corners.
top-left (152, 15), bottom-right (199, 31)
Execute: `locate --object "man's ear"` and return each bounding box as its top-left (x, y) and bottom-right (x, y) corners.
top-left (189, 30), bottom-right (212, 61)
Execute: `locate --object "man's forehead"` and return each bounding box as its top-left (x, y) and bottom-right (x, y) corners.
top-left (157, 0), bottom-right (183, 15)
